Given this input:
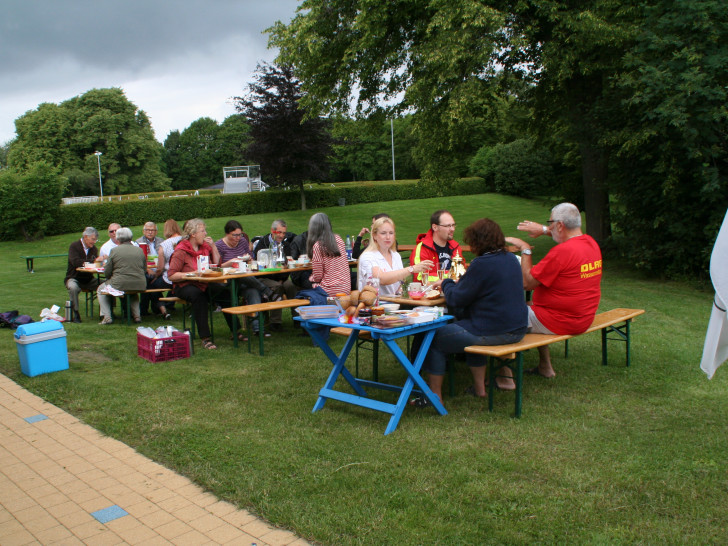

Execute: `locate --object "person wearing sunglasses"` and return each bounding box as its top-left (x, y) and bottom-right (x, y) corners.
top-left (99, 223), bottom-right (122, 261)
top-left (506, 202), bottom-right (603, 379)
top-left (410, 210), bottom-right (465, 283)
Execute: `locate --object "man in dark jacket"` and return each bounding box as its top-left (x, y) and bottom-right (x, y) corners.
top-left (64, 227), bottom-right (100, 323)
top-left (252, 219), bottom-right (298, 330)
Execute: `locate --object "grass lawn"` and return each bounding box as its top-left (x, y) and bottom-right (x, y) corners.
top-left (1, 193), bottom-right (726, 544)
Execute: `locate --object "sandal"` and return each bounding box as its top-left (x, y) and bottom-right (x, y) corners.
top-left (409, 396), bottom-right (432, 408)
top-left (201, 339), bottom-right (217, 350)
top-left (230, 332), bottom-right (248, 342)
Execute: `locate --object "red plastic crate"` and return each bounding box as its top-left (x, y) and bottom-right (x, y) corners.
top-left (137, 332), bottom-right (190, 363)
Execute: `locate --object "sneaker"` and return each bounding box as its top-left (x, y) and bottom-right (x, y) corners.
top-left (409, 396), bottom-right (432, 408)
top-left (99, 316), bottom-right (113, 325)
top-left (252, 330), bottom-right (272, 338)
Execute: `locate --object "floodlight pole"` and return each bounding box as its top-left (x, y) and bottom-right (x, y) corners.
top-left (94, 151), bottom-right (103, 199)
top-left (390, 118), bottom-right (396, 181)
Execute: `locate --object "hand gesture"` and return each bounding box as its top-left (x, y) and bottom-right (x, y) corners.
top-left (517, 220), bottom-right (547, 238)
top-left (358, 227), bottom-right (370, 237)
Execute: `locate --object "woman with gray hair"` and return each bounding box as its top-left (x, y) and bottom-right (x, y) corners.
top-left (306, 212), bottom-right (351, 296)
top-left (97, 227), bottom-right (147, 325)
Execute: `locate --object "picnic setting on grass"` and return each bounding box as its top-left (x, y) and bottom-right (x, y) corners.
top-left (10, 201), bottom-right (669, 436)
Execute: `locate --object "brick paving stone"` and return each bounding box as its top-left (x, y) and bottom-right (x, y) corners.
top-left (0, 373), bottom-right (310, 546)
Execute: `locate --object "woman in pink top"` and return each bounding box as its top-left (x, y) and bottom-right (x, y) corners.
top-left (307, 213), bottom-right (351, 296)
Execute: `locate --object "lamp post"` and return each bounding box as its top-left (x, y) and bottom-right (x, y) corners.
top-left (94, 151), bottom-right (103, 199)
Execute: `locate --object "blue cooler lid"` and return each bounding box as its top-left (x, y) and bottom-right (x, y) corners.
top-left (14, 320), bottom-right (64, 339)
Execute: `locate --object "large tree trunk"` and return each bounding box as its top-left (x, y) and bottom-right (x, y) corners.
top-left (298, 181), bottom-right (307, 211)
top-left (580, 142), bottom-right (611, 246)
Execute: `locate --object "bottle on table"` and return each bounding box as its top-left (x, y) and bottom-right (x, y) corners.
top-left (345, 235), bottom-right (352, 259)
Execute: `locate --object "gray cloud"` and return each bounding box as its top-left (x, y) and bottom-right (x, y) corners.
top-left (1, 0), bottom-right (299, 143)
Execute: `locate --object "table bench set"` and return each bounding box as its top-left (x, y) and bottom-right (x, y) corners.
top-left (63, 256), bottom-right (645, 434)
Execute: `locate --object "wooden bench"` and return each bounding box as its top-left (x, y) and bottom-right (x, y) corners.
top-left (222, 299), bottom-right (310, 355)
top-left (464, 308), bottom-right (645, 418)
top-left (21, 254), bottom-right (67, 273)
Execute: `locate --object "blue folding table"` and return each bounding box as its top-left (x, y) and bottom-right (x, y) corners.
top-left (298, 315), bottom-right (452, 435)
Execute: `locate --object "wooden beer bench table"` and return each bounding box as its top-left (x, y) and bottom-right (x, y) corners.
top-left (465, 308), bottom-right (645, 418)
top-left (21, 253), bottom-right (68, 273)
top-left (222, 299), bottom-right (310, 355)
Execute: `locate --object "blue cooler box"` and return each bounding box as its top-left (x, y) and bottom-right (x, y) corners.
top-left (14, 321), bottom-right (69, 377)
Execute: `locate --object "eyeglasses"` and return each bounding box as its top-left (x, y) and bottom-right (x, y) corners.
top-left (546, 219), bottom-right (559, 224)
top-left (437, 223), bottom-right (456, 229)
top-left (108, 230), bottom-right (117, 234)
top-left (229, 233), bottom-right (242, 238)
top-left (272, 230), bottom-right (286, 235)
top-left (144, 228), bottom-right (156, 232)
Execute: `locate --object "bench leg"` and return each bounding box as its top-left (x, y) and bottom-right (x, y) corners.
top-left (27, 258), bottom-right (34, 273)
top-left (601, 319), bottom-right (633, 367)
top-left (564, 338), bottom-right (569, 358)
top-left (487, 355), bottom-right (524, 418)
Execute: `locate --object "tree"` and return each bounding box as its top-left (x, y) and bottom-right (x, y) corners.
top-left (331, 116), bottom-right (419, 181)
top-left (268, 1), bottom-right (641, 244)
top-left (609, 0), bottom-right (728, 277)
top-left (7, 88), bottom-right (170, 195)
top-left (0, 161), bottom-right (65, 240)
top-left (233, 62), bottom-right (333, 210)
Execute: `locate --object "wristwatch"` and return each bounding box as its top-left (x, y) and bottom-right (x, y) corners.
top-left (542, 225), bottom-right (548, 234)
top-left (521, 248), bottom-right (532, 255)
top-left (408, 265), bottom-right (414, 274)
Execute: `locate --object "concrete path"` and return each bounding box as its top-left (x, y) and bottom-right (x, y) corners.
top-left (0, 373), bottom-right (310, 545)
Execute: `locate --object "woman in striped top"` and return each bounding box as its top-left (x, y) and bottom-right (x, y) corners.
top-left (306, 213), bottom-right (351, 296)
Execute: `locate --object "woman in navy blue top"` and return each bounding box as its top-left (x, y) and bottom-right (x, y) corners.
top-left (415, 218), bottom-right (528, 406)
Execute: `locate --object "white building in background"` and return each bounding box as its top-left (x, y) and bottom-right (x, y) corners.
top-left (222, 165), bottom-right (268, 194)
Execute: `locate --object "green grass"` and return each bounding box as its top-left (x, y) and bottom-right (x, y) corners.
top-left (1, 194), bottom-right (727, 544)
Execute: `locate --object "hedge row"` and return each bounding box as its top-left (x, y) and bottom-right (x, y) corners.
top-left (52, 178), bottom-right (487, 236)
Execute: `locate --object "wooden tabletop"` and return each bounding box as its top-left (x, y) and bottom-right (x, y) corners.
top-left (379, 295), bottom-right (446, 307)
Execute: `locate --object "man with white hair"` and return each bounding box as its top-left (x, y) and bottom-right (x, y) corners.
top-left (136, 221), bottom-right (164, 316)
top-left (506, 203), bottom-right (603, 378)
top-left (99, 223), bottom-right (122, 260)
top-left (64, 226), bottom-right (100, 323)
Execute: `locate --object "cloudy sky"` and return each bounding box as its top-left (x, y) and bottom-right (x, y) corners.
top-left (0, 0), bottom-right (300, 145)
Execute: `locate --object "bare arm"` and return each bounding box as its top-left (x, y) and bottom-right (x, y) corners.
top-left (517, 220), bottom-right (550, 238)
top-left (505, 236), bottom-right (541, 290)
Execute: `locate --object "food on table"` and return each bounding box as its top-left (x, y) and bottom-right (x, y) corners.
top-left (425, 289), bottom-right (441, 299)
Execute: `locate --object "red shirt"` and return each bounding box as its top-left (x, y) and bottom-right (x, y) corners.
top-left (531, 235), bottom-right (602, 335)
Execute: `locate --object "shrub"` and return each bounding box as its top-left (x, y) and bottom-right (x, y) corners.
top-left (0, 161), bottom-right (65, 240)
top-left (469, 138), bottom-right (553, 198)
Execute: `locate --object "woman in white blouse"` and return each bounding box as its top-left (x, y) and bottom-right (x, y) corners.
top-left (357, 217), bottom-right (433, 295)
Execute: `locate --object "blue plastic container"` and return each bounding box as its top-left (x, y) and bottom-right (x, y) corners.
top-left (14, 321), bottom-right (69, 377)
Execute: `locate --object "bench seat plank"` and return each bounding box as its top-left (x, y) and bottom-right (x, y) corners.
top-left (464, 308), bottom-right (645, 418)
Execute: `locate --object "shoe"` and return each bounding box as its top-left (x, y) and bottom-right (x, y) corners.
top-left (269, 323), bottom-right (283, 333)
top-left (133, 317), bottom-right (142, 324)
top-left (252, 330), bottom-right (272, 338)
top-left (72, 315), bottom-right (82, 324)
top-left (99, 316), bottom-right (113, 325)
top-left (230, 333), bottom-right (248, 342)
top-left (409, 396), bottom-right (432, 408)
top-left (264, 289), bottom-right (283, 303)
top-left (201, 339), bottom-right (217, 350)
top-left (163, 313), bottom-right (172, 320)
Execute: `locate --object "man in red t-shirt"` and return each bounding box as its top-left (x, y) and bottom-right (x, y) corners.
top-left (506, 203), bottom-right (602, 378)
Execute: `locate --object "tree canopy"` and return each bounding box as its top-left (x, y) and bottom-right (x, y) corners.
top-left (233, 62), bottom-right (334, 210)
top-left (270, 0), bottom-right (728, 276)
top-left (7, 87), bottom-right (170, 196)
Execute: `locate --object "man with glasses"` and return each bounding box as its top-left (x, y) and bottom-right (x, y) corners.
top-left (506, 202), bottom-right (603, 379)
top-left (410, 210), bottom-right (465, 283)
top-left (64, 227), bottom-right (100, 323)
top-left (136, 222), bottom-right (164, 316)
top-left (99, 223), bottom-right (122, 261)
top-left (252, 219), bottom-right (298, 331)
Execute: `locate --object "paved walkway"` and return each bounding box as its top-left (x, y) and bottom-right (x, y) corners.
top-left (0, 373), bottom-right (310, 545)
